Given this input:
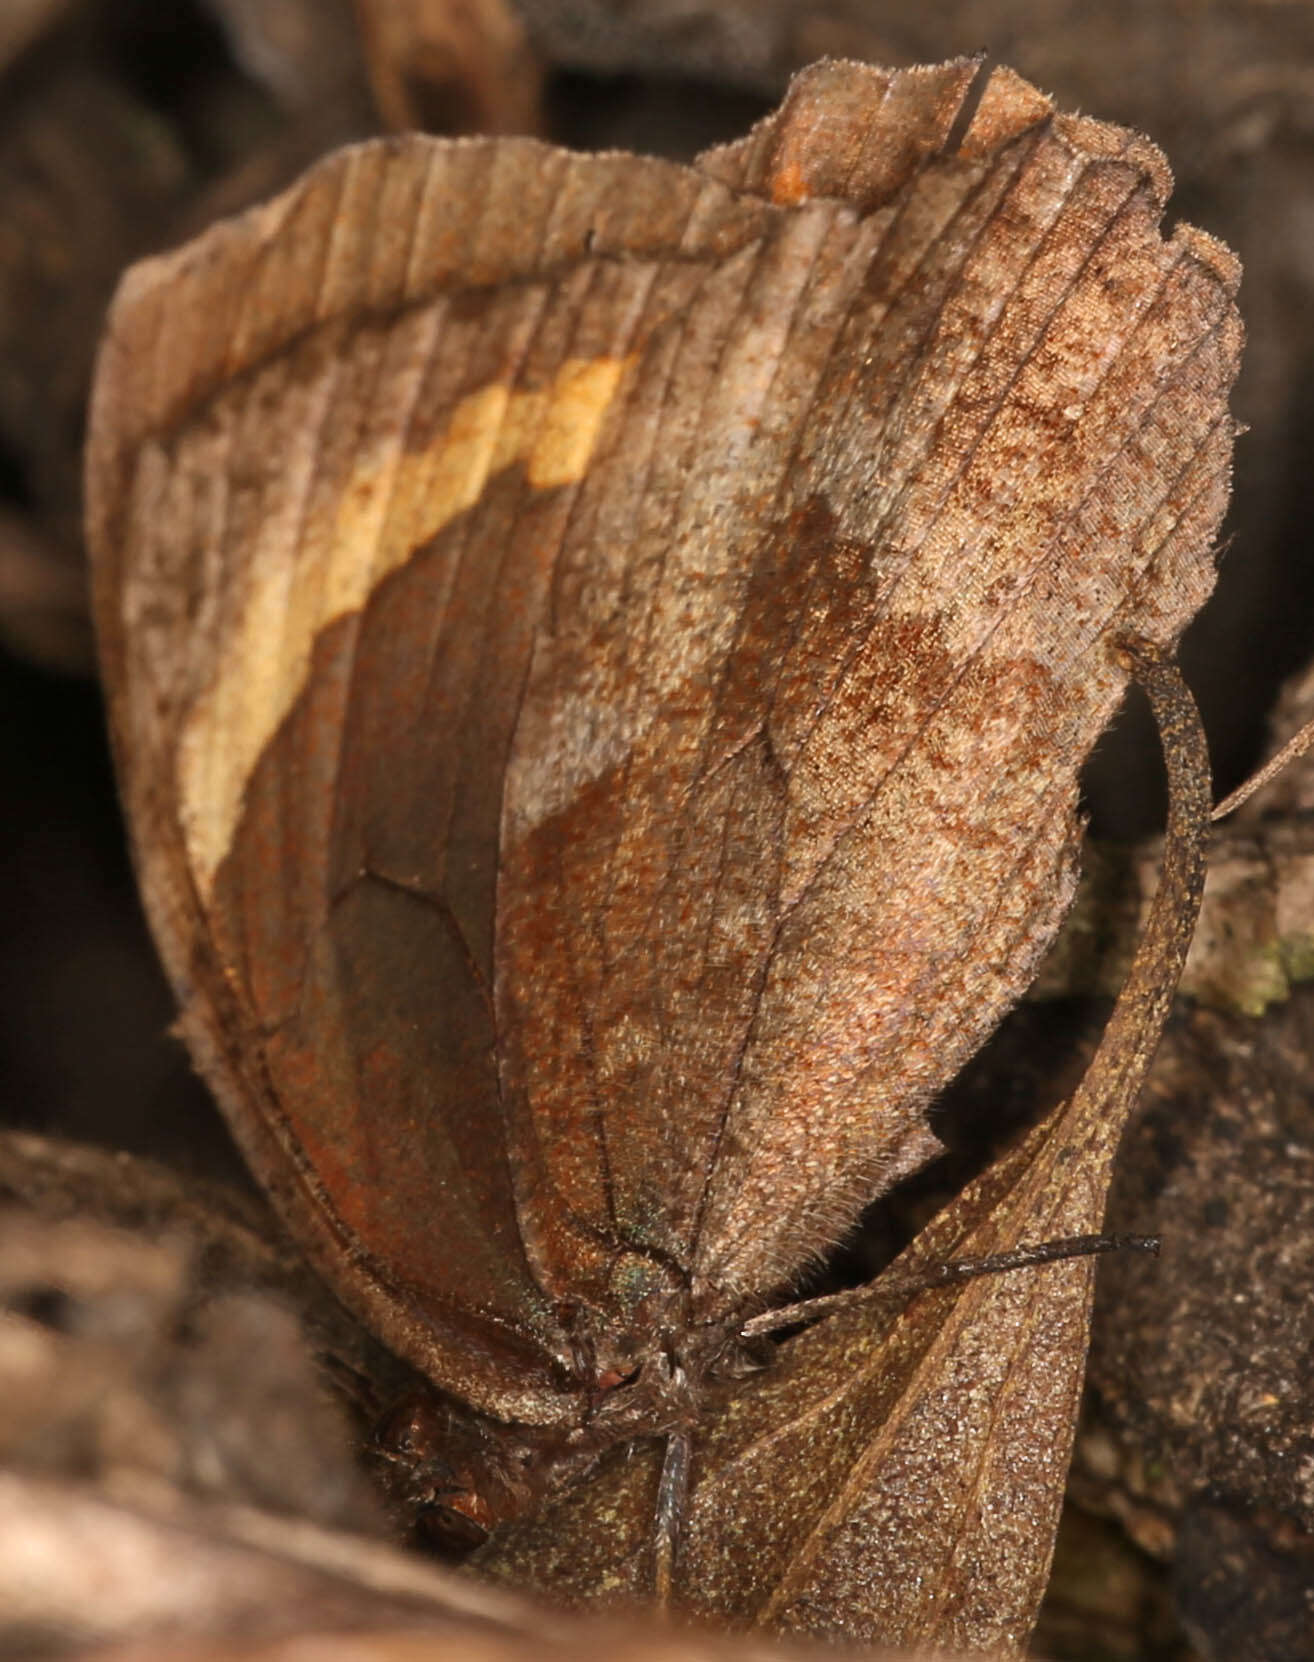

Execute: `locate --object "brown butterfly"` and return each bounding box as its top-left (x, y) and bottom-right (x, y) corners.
top-left (85, 56), bottom-right (1240, 1558)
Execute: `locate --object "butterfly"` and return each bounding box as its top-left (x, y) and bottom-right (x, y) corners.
top-left (85, 53), bottom-right (1239, 1592)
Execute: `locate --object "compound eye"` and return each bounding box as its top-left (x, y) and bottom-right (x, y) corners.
top-left (595, 1363), bottom-right (640, 1393)
top-left (417, 1497), bottom-right (491, 1556)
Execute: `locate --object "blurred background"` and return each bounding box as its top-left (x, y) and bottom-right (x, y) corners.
top-left (3, 4), bottom-right (1314, 1656)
